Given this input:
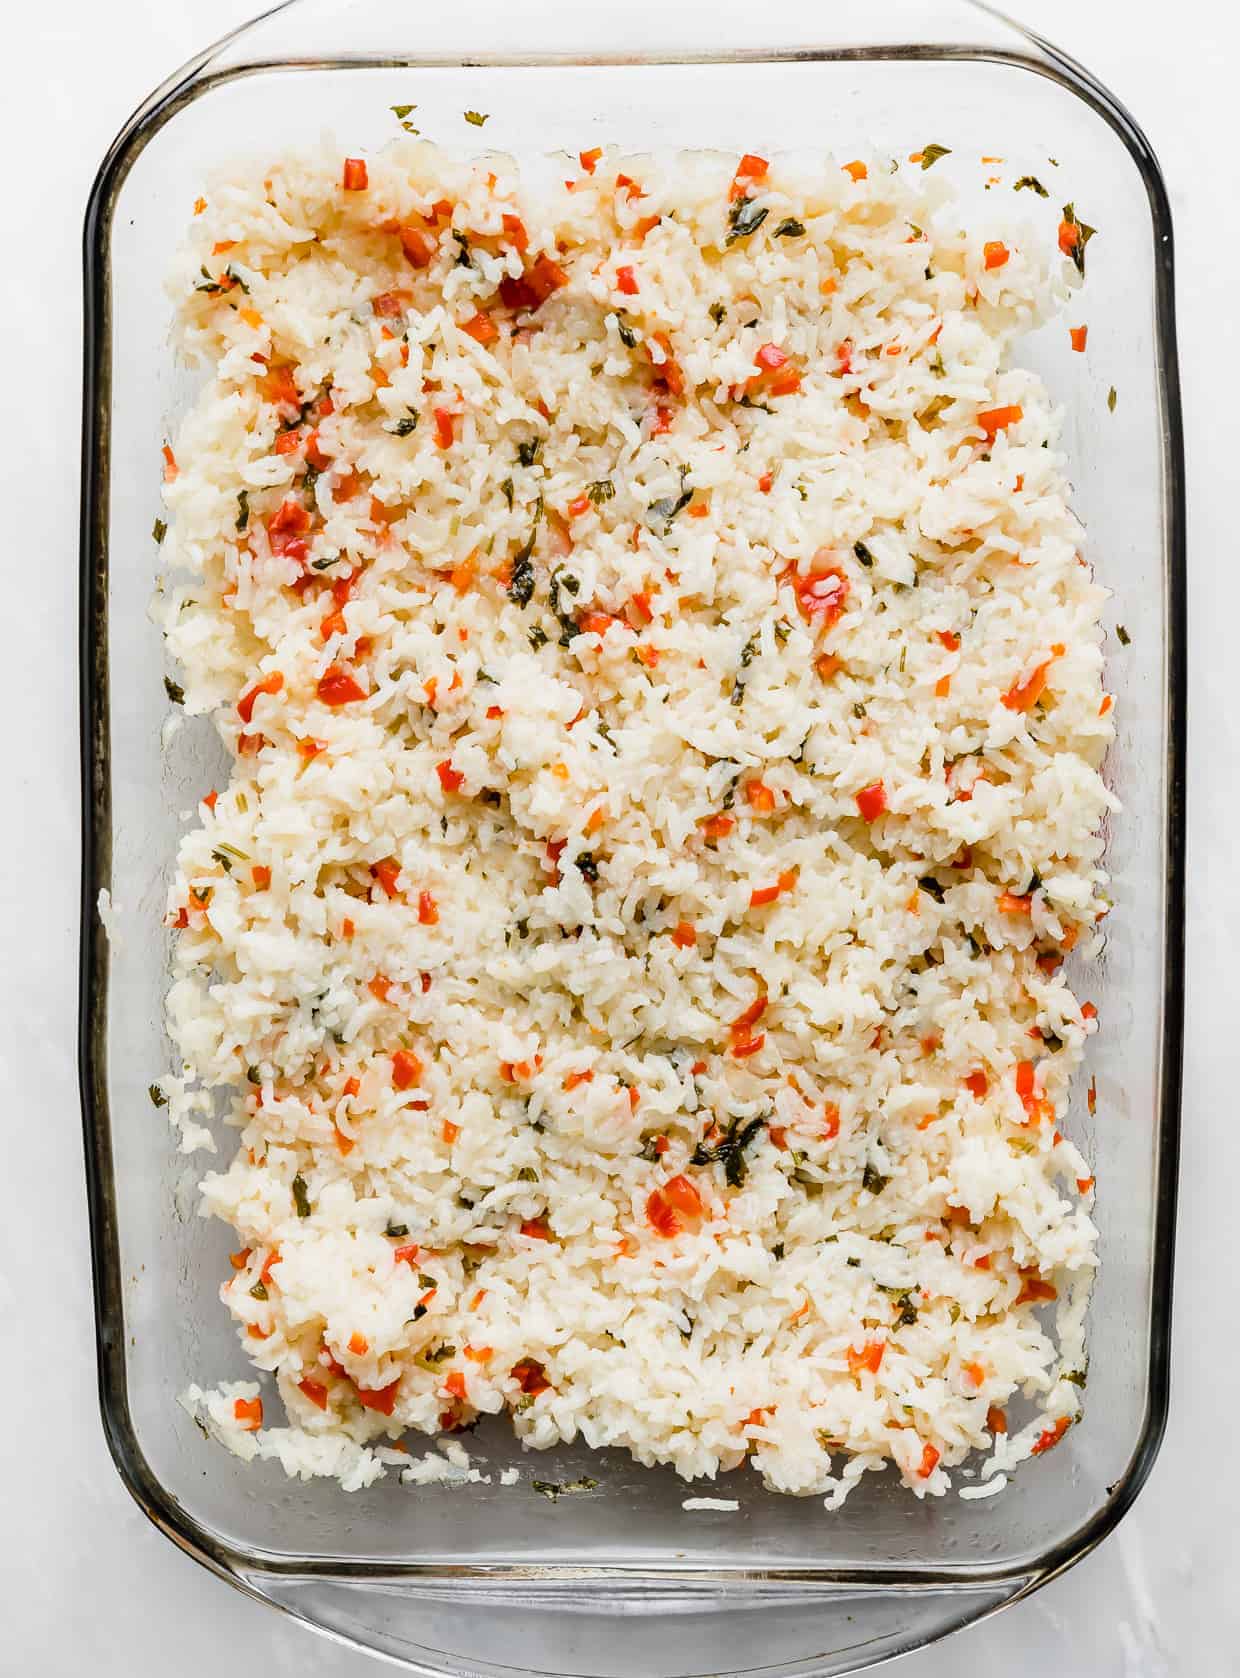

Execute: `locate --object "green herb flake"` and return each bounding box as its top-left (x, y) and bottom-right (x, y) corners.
top-left (249, 1280), bottom-right (268, 1301)
top-left (616, 315), bottom-right (638, 349)
top-left (508, 554), bottom-right (536, 608)
top-left (386, 414), bottom-right (418, 437)
top-left (708, 301), bottom-right (727, 325)
top-left (152, 518), bottom-right (167, 544)
top-left (500, 476), bottom-right (514, 509)
top-left (1060, 202), bottom-right (1097, 277)
top-left (918, 144), bottom-right (952, 170)
top-left (517, 437), bottom-right (543, 468)
top-left (464, 110), bottom-right (489, 126)
top-left (1116, 624), bottom-right (1131, 646)
top-left (774, 217), bottom-right (806, 238)
top-left (1014, 174), bottom-right (1049, 197)
top-left (853, 540), bottom-right (874, 568)
top-left (391, 104), bottom-right (417, 118)
top-left (646, 466), bottom-right (692, 535)
top-left (861, 1162), bottom-right (890, 1196)
top-left (692, 1113), bottom-right (768, 1188)
top-left (148, 1083), bottom-right (167, 1107)
top-left (516, 1166), bottom-right (540, 1183)
top-left (163, 675), bottom-right (185, 706)
top-left (236, 490), bottom-right (250, 532)
top-left (1107, 386), bottom-right (1117, 413)
top-left (292, 1173), bottom-right (312, 1218)
top-left (385, 1222), bottom-right (409, 1238)
top-left (918, 875), bottom-right (945, 903)
top-left (726, 198), bottom-right (769, 246)
top-left (587, 479), bottom-right (615, 506)
top-left (532, 1476), bottom-right (597, 1501)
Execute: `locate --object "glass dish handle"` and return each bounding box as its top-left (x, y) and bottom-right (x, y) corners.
top-left (251, 1571), bottom-right (1027, 1676)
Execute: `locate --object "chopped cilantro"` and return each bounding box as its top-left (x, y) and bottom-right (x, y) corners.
top-left (1116, 624), bottom-right (1130, 645)
top-left (235, 490), bottom-right (250, 532)
top-left (148, 1083), bottom-right (167, 1107)
top-left (1014, 175), bottom-right (1049, 197)
top-left (463, 110), bottom-right (489, 126)
top-left (918, 144), bottom-right (951, 170)
top-left (1060, 203), bottom-right (1097, 277)
top-left (152, 518), bottom-right (167, 544)
top-left (163, 676), bottom-right (185, 705)
top-left (773, 217), bottom-right (806, 238)
top-left (726, 198), bottom-right (769, 245)
top-left (508, 553), bottom-right (536, 607)
top-left (292, 1173), bottom-right (312, 1217)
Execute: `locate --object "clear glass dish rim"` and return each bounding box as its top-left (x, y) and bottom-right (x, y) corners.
top-left (77, 0), bottom-right (1187, 1604)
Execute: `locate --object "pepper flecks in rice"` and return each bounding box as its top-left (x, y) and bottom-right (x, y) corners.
top-left (159, 142), bottom-right (1112, 1501)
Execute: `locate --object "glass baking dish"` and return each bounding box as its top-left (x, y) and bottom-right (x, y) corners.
top-left (78, 1), bottom-right (1185, 1672)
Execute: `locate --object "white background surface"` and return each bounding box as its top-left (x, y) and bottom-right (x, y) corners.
top-left (0, 1), bottom-right (1227, 1671)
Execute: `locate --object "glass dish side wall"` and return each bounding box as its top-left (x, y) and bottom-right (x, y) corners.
top-left (80, 4), bottom-right (1183, 1673)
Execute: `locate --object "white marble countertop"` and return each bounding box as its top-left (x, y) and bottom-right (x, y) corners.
top-left (2, 0), bottom-right (1227, 1670)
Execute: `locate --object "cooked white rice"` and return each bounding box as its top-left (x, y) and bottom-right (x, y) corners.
top-left (158, 141), bottom-right (1112, 1503)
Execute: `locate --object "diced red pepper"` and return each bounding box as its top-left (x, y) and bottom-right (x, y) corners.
top-left (1070, 324), bottom-right (1088, 352)
top-left (729, 152), bottom-right (769, 200)
top-left (746, 781), bottom-right (776, 814)
top-left (998, 891), bottom-right (1032, 916)
top-left (579, 147), bottom-right (602, 174)
top-left (976, 403), bottom-right (1023, 440)
top-left (372, 858), bottom-right (403, 899)
top-left (847, 1341), bottom-right (885, 1376)
top-left (842, 160), bottom-right (868, 182)
top-left (1015, 1273), bottom-right (1058, 1306)
top-left (342, 158), bottom-right (368, 191)
top-left (372, 290), bottom-right (411, 318)
top-left (983, 240), bottom-right (1010, 270)
top-left (749, 870), bottom-right (797, 908)
top-left (615, 265), bottom-right (639, 295)
top-left (1001, 658), bottom-right (1052, 713)
top-left (917, 1442), bottom-right (941, 1477)
top-left (964, 1070), bottom-right (988, 1099)
top-left (267, 498), bottom-right (312, 556)
top-left (392, 1049), bottom-right (423, 1090)
top-left (317, 664), bottom-right (366, 706)
top-left (784, 561), bottom-right (849, 629)
top-left (398, 224), bottom-right (435, 268)
top-left (434, 408), bottom-right (455, 449)
top-left (501, 212), bottom-right (529, 252)
top-left (511, 1357), bottom-right (551, 1395)
top-left (754, 342), bottom-right (789, 373)
top-left (357, 1379), bottom-right (400, 1415)
top-left (417, 889), bottom-right (438, 925)
top-left (671, 920), bottom-right (696, 949)
top-left (233, 1397), bottom-right (263, 1430)
top-left (436, 760), bottom-right (464, 794)
top-left (855, 781), bottom-right (887, 821)
top-left (823, 1102), bottom-right (841, 1141)
top-left (520, 1218), bottom-right (551, 1240)
top-left (237, 670), bottom-right (283, 725)
top-left (1031, 1417), bottom-right (1070, 1456)
top-left (251, 864), bottom-right (272, 890)
top-left (461, 310), bottom-right (498, 346)
top-left (298, 1378), bottom-right (328, 1410)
